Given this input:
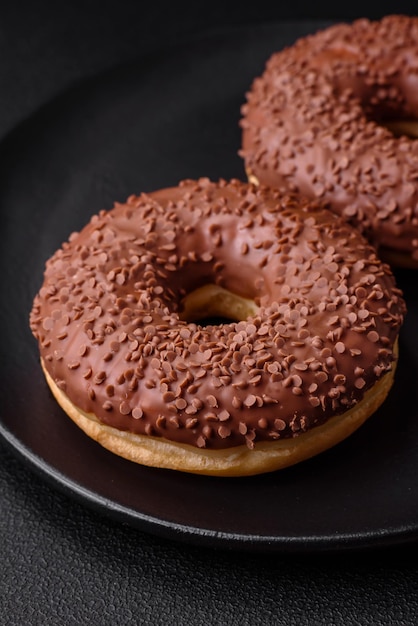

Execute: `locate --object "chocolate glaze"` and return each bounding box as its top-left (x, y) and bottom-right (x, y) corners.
top-left (240, 15), bottom-right (418, 261)
top-left (30, 178), bottom-right (405, 450)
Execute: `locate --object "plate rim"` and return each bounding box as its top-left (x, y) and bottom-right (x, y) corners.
top-left (1, 19), bottom-right (418, 554)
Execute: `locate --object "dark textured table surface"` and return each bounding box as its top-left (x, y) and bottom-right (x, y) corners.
top-left (2, 2), bottom-right (418, 624)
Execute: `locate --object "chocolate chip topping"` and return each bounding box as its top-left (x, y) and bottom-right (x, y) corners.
top-left (30, 178), bottom-right (405, 450)
top-left (240, 15), bottom-right (418, 261)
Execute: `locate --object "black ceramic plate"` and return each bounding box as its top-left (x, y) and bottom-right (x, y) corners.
top-left (1, 20), bottom-right (418, 553)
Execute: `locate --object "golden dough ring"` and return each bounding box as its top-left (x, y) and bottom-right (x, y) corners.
top-left (42, 344), bottom-right (397, 477)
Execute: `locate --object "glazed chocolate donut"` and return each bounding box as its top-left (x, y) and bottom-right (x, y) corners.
top-left (30, 178), bottom-right (405, 476)
top-left (240, 15), bottom-right (418, 268)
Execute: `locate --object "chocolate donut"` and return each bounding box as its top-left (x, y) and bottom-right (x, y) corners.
top-left (30, 178), bottom-right (405, 476)
top-left (240, 15), bottom-right (418, 268)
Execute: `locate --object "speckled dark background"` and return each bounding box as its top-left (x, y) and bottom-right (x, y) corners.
top-left (2, 2), bottom-right (418, 624)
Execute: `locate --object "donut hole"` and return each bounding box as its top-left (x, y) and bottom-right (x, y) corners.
top-left (382, 119), bottom-right (418, 138)
top-left (363, 101), bottom-right (418, 139)
top-left (178, 284), bottom-right (259, 326)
